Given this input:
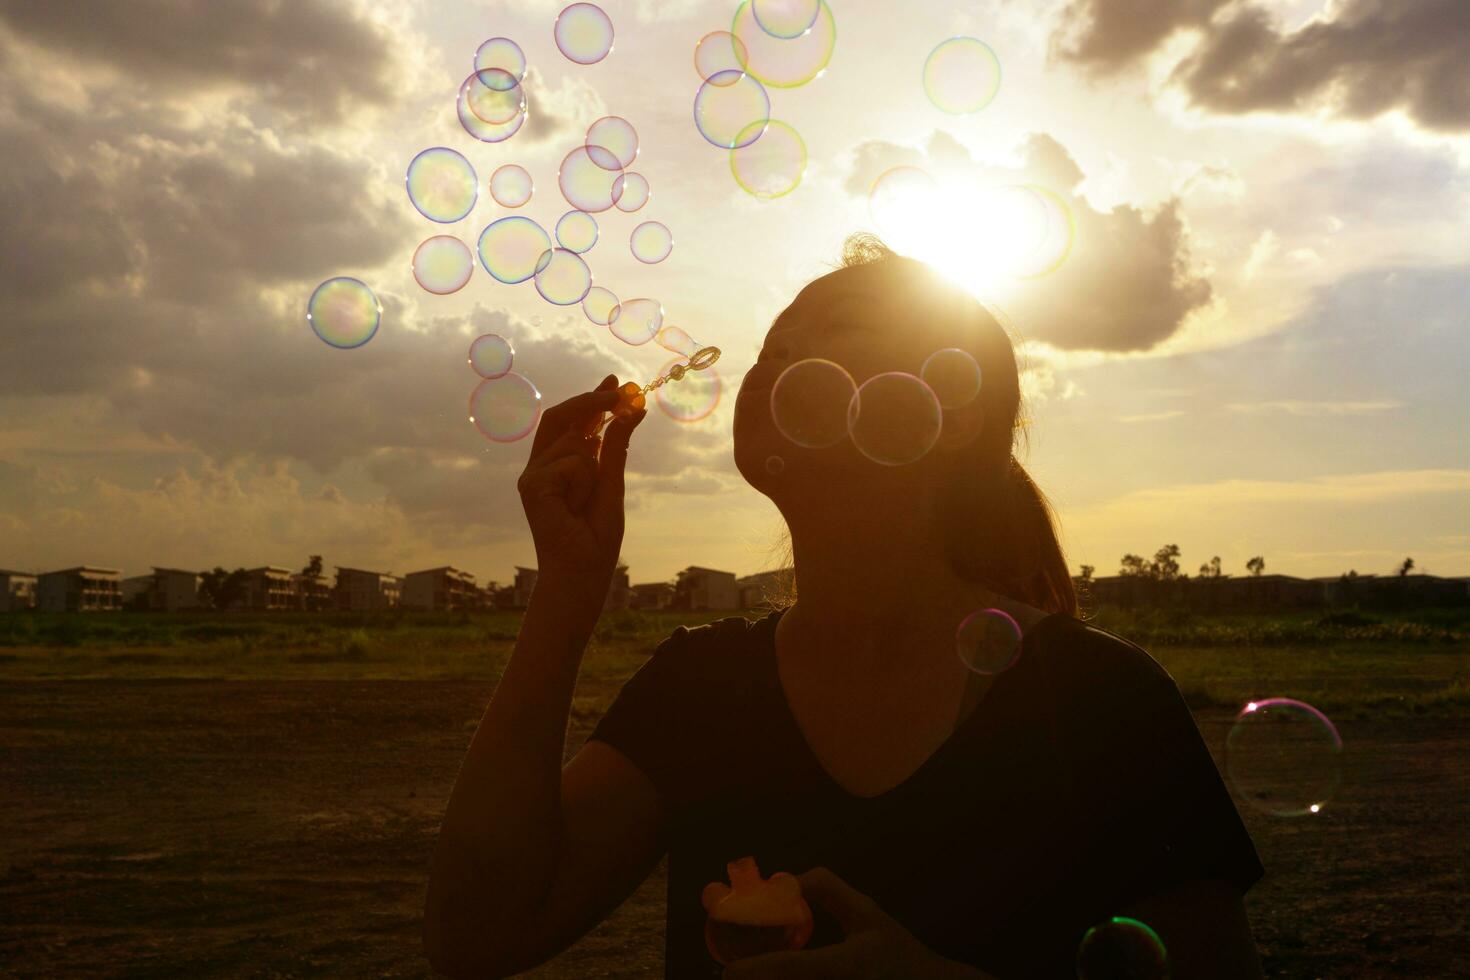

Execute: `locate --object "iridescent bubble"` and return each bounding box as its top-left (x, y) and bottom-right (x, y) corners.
top-left (609, 297), bottom-right (663, 345)
top-left (923, 37), bottom-right (1001, 115)
top-left (489, 164), bottom-right (534, 208)
top-left (464, 69), bottom-right (525, 124)
top-left (954, 608), bottom-right (1023, 675)
top-left (457, 77), bottom-right (527, 143)
top-left (730, 119), bottom-right (806, 199)
top-left (630, 221), bottom-right (673, 264)
top-left (555, 210), bottom-right (599, 253)
top-left (533, 247), bottom-right (593, 305)
top-left (554, 3), bottom-right (614, 65)
top-left (468, 333), bottom-right (514, 379)
top-left (582, 285), bottom-right (619, 325)
top-left (586, 115), bottom-right (639, 170)
top-left (478, 215), bottom-right (552, 284)
top-left (654, 355), bottom-right (723, 423)
top-left (846, 372), bottom-right (943, 466)
top-left (612, 172), bottom-right (650, 212)
top-left (751, 0), bottom-right (821, 39)
top-left (770, 358), bottom-right (857, 449)
top-left (412, 235), bottom-right (474, 295)
top-left (1076, 917), bottom-right (1170, 980)
top-left (1226, 698), bottom-right (1343, 817)
top-left (731, 0), bottom-right (836, 88)
top-left (656, 325), bottom-right (698, 358)
top-left (764, 455), bottom-right (786, 475)
top-left (306, 277), bottom-right (381, 349)
top-left (475, 37), bottom-right (526, 90)
top-left (1014, 184), bottom-right (1077, 279)
top-left (694, 70), bottom-right (770, 149)
top-left (558, 145), bottom-right (621, 213)
top-left (920, 347), bottom-right (982, 409)
top-left (868, 166), bottom-right (941, 245)
top-left (406, 147), bottom-right (478, 223)
top-left (470, 371), bottom-right (542, 443)
top-left (695, 31), bottom-right (748, 84)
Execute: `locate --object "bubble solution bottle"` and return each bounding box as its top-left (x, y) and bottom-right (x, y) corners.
top-left (700, 855), bottom-right (814, 966)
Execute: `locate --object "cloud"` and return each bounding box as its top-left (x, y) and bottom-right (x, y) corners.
top-left (1224, 399), bottom-right (1405, 417)
top-left (1118, 410), bottom-right (1184, 423)
top-left (1051, 0), bottom-right (1470, 133)
top-left (1098, 468), bottom-right (1470, 507)
top-left (520, 67), bottom-right (608, 144)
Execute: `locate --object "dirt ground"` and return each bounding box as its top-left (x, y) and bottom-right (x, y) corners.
top-left (2, 679), bottom-right (1466, 978)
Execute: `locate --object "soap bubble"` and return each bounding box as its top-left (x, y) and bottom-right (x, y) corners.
top-left (609, 297), bottom-right (663, 345)
top-left (923, 37), bottom-right (1001, 115)
top-left (656, 325), bottom-right (699, 358)
top-left (457, 77), bottom-right (527, 143)
top-left (488, 164), bottom-right (534, 208)
top-left (306, 277), bottom-right (381, 349)
top-left (765, 455), bottom-right (786, 475)
top-left (478, 215), bottom-right (552, 284)
top-left (695, 31), bottom-right (748, 83)
top-left (406, 147), bottom-right (478, 223)
top-left (475, 37), bottom-right (526, 90)
top-left (654, 355), bottom-right (723, 423)
top-left (464, 69), bottom-right (525, 124)
top-left (694, 70), bottom-right (769, 149)
top-left (533, 247), bottom-right (593, 305)
top-left (732, 0), bottom-right (836, 88)
top-left (555, 210), bottom-right (599, 253)
top-left (954, 608), bottom-right (1023, 675)
top-left (630, 221), bottom-right (673, 264)
top-left (1076, 917), bottom-right (1169, 980)
top-left (582, 285), bottom-right (619, 325)
top-left (751, 0), bottom-right (821, 39)
top-left (1227, 698), bottom-right (1343, 817)
top-left (586, 115), bottom-right (639, 170)
top-left (554, 3), bottom-right (614, 65)
top-left (920, 347), bottom-right (982, 409)
top-left (1013, 184), bottom-right (1077, 279)
top-left (470, 371), bottom-right (542, 443)
top-left (468, 333), bottom-right (514, 379)
top-left (770, 358), bottom-right (857, 449)
top-left (847, 372), bottom-right (943, 466)
top-left (412, 235), bottom-right (474, 295)
top-left (558, 145), bottom-right (621, 213)
top-left (730, 119), bottom-right (806, 199)
top-left (612, 172), bottom-right (650, 211)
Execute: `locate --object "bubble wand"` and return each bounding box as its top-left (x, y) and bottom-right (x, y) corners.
top-left (587, 343), bottom-right (721, 438)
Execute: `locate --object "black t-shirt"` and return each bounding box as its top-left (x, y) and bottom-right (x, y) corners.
top-left (587, 608), bottom-right (1263, 979)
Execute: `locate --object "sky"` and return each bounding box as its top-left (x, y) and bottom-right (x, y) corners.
top-left (1, 0), bottom-right (1467, 587)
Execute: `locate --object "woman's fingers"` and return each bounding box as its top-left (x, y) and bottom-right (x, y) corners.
top-left (527, 377), bottom-right (622, 459)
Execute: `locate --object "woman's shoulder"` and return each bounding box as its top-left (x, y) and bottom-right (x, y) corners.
top-left (1034, 613), bottom-right (1179, 697)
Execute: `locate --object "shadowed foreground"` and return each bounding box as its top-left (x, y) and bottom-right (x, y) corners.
top-left (2, 679), bottom-right (1466, 978)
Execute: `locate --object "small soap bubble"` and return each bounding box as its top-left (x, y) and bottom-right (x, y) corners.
top-left (919, 347), bottom-right (982, 409)
top-left (555, 210), bottom-right (599, 253)
top-left (464, 69), bottom-right (525, 124)
top-left (695, 31), bottom-right (748, 84)
top-left (468, 333), bottom-right (514, 379)
top-left (457, 78), bottom-right (526, 143)
top-left (612, 172), bottom-right (650, 212)
top-left (554, 3), bottom-right (614, 65)
top-left (478, 215), bottom-right (552, 284)
top-left (764, 455), bottom-right (786, 475)
top-left (558, 145), bottom-right (621, 213)
top-left (307, 277), bottom-right (381, 349)
top-left (533, 247), bottom-right (593, 305)
top-left (489, 164), bottom-right (534, 207)
top-left (730, 119), bottom-right (806, 199)
top-left (412, 235), bottom-right (474, 295)
top-left (923, 37), bottom-right (1001, 115)
top-left (586, 115), bottom-right (639, 170)
top-left (475, 37), bottom-right (526, 90)
top-left (847, 372), bottom-right (943, 466)
top-left (1226, 698), bottom-right (1343, 817)
top-left (656, 325), bottom-right (699, 358)
top-left (654, 355), bottom-right (723, 423)
top-left (732, 0), bottom-right (836, 88)
top-left (751, 0), bottom-right (821, 39)
top-left (955, 608), bottom-right (1023, 675)
top-left (695, 70), bottom-right (770, 149)
top-left (630, 221), bottom-right (673, 264)
top-left (609, 297), bottom-right (663, 345)
top-left (469, 371), bottom-right (542, 443)
top-left (582, 285), bottom-right (619, 325)
top-left (1076, 917), bottom-right (1170, 980)
top-left (770, 358), bottom-right (857, 449)
top-left (406, 147), bottom-right (478, 223)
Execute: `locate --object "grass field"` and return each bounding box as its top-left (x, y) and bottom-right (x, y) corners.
top-left (2, 606), bottom-right (1467, 977)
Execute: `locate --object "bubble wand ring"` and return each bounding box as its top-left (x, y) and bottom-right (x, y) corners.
top-left (586, 345), bottom-right (721, 438)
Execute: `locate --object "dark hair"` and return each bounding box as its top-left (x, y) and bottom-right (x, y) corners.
top-left (759, 234), bottom-right (1078, 617)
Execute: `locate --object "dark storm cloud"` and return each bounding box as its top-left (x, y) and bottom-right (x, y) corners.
top-left (1053, 0), bottom-right (1470, 133)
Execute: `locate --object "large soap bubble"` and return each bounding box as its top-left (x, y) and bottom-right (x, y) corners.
top-left (555, 210), bottom-right (599, 253)
top-left (731, 0), bottom-right (836, 88)
top-left (955, 608), bottom-right (1023, 675)
top-left (654, 354), bottom-right (723, 423)
top-left (609, 297), bottom-right (663, 345)
top-left (846, 371), bottom-right (943, 466)
top-left (730, 120), bottom-right (806, 199)
top-left (307, 277), bottom-right (381, 349)
top-left (1227, 698), bottom-right (1343, 817)
top-left (406, 147), bottom-right (478, 223)
top-left (468, 333), bottom-right (514, 379)
top-left (586, 115), bottom-right (639, 170)
top-left (558, 145), bottom-right (621, 213)
top-left (456, 77), bottom-right (527, 143)
top-left (463, 69), bottom-right (525, 125)
top-left (412, 236), bottom-right (474, 295)
top-left (630, 221), bottom-right (673, 264)
top-left (555, 3), bottom-right (614, 65)
top-left (695, 70), bottom-right (770, 149)
top-left (478, 216), bottom-right (552, 284)
top-left (533, 247), bottom-right (593, 305)
top-left (470, 372), bottom-right (542, 442)
top-left (475, 37), bottom-right (526, 90)
top-left (923, 37), bottom-right (1001, 115)
top-left (612, 172), bottom-right (650, 212)
top-left (770, 358), bottom-right (857, 449)
top-left (582, 285), bottom-right (619, 325)
top-left (695, 31), bottom-right (748, 83)
top-left (919, 347), bottom-right (982, 409)
top-left (489, 164), bottom-right (534, 208)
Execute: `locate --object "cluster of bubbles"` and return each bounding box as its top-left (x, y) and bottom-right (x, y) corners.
top-left (467, 332), bottom-right (544, 442)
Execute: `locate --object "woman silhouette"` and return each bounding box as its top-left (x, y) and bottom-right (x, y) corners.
top-left (426, 236), bottom-right (1265, 979)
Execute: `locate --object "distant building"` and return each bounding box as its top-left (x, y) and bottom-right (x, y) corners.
top-left (402, 566), bottom-right (478, 611)
top-left (736, 568), bottom-right (794, 610)
top-left (36, 567), bottom-right (122, 612)
top-left (672, 566), bottom-right (739, 611)
top-left (334, 567), bottom-right (402, 611)
top-left (629, 582), bottom-right (675, 610)
top-left (292, 573), bottom-right (333, 612)
top-left (121, 568), bottom-right (203, 611)
top-left (512, 566), bottom-right (539, 608)
top-left (1320, 573), bottom-right (1469, 608)
top-left (0, 570), bottom-right (38, 612)
top-left (235, 567), bottom-right (294, 611)
top-left (121, 574), bottom-right (153, 607)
